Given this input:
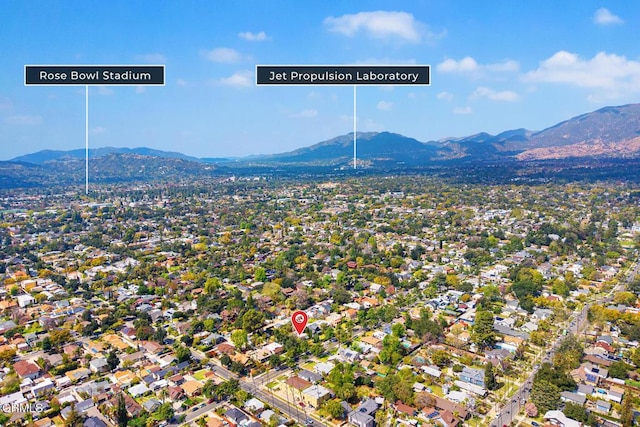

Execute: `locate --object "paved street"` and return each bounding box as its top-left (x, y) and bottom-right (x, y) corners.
top-left (489, 260), bottom-right (636, 427)
top-left (206, 362), bottom-right (327, 427)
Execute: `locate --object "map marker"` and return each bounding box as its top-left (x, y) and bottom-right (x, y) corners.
top-left (291, 310), bottom-right (308, 335)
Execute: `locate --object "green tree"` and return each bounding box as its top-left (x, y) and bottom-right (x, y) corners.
top-left (175, 345), bottom-right (191, 363)
top-left (153, 403), bottom-right (175, 422)
top-left (230, 329), bottom-right (248, 350)
top-left (65, 404), bottom-right (84, 427)
top-left (472, 310), bottom-right (495, 348)
top-left (242, 309), bottom-right (265, 333)
top-left (608, 361), bottom-right (631, 379)
top-left (553, 334), bottom-right (583, 371)
top-left (322, 399), bottom-right (346, 419)
top-left (107, 350), bottom-right (119, 371)
top-left (632, 347), bottom-right (640, 367)
top-left (254, 267), bottom-right (267, 282)
top-left (431, 349), bottom-right (451, 367)
top-left (391, 323), bottom-right (406, 338)
top-left (530, 379), bottom-right (560, 413)
top-left (41, 336), bottom-right (52, 352)
top-left (116, 394), bottom-right (129, 427)
top-left (534, 363), bottom-right (576, 391)
top-left (620, 394), bottom-right (634, 427)
top-left (484, 362), bottom-right (497, 391)
top-left (563, 402), bottom-right (588, 423)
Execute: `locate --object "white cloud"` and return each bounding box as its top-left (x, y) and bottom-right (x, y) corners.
top-left (219, 71), bottom-right (253, 88)
top-left (292, 109), bottom-right (318, 118)
top-left (438, 57), bottom-right (479, 73)
top-left (593, 8), bottom-right (623, 25)
top-left (176, 78), bottom-right (188, 87)
top-left (453, 106), bottom-right (472, 115)
top-left (324, 11), bottom-right (441, 43)
top-left (376, 101), bottom-right (393, 111)
top-left (90, 126), bottom-right (106, 135)
top-left (201, 47), bottom-right (243, 63)
top-left (4, 114), bottom-right (42, 125)
top-left (238, 31), bottom-right (269, 41)
top-left (96, 86), bottom-right (113, 96)
top-left (135, 86), bottom-right (145, 94)
top-left (437, 91), bottom-right (454, 102)
top-left (486, 60), bottom-right (520, 72)
top-left (472, 86), bottom-right (519, 102)
top-left (437, 57), bottom-right (519, 77)
top-left (523, 51), bottom-right (640, 96)
top-left (137, 53), bottom-right (166, 63)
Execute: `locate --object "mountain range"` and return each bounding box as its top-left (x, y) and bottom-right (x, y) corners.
top-left (3, 103), bottom-right (640, 187)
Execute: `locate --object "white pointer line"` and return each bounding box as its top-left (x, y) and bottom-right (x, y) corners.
top-left (353, 85), bottom-right (357, 170)
top-left (85, 85), bottom-right (89, 194)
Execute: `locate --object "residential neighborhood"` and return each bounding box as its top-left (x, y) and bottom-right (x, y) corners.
top-left (0, 177), bottom-right (639, 427)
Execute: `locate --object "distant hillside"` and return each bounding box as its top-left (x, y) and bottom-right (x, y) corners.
top-left (516, 104), bottom-right (640, 160)
top-left (12, 147), bottom-right (199, 164)
top-left (0, 153), bottom-right (223, 188)
top-left (5, 102), bottom-right (640, 188)
top-left (255, 132), bottom-right (442, 166)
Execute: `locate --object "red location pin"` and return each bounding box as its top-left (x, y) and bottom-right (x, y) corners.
top-left (291, 310), bottom-right (308, 336)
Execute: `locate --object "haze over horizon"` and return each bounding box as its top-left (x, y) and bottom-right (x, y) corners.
top-left (2, 1), bottom-right (640, 160)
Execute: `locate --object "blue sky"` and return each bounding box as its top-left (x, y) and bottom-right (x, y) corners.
top-left (1, 1), bottom-right (639, 159)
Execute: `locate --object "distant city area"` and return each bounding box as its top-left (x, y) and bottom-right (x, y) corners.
top-left (0, 176), bottom-right (638, 427)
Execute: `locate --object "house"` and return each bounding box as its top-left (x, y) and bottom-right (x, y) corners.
top-left (65, 368), bottom-right (91, 383)
top-left (595, 400), bottom-right (611, 414)
top-left (459, 367), bottom-right (485, 388)
top-left (84, 417), bottom-right (108, 427)
top-left (168, 385), bottom-right (185, 401)
top-left (106, 394), bottom-right (142, 418)
top-left (421, 365), bottom-right (442, 378)
top-left (314, 361), bottom-right (335, 376)
top-left (13, 360), bottom-right (41, 380)
top-left (603, 386), bottom-right (624, 403)
top-left (31, 379), bottom-right (55, 398)
top-left (394, 401), bottom-right (417, 417)
top-left (181, 380), bottom-right (204, 396)
top-left (17, 294), bottom-right (36, 308)
top-left (560, 391), bottom-right (586, 406)
top-left (113, 369), bottom-right (137, 386)
top-left (128, 383), bottom-right (150, 398)
top-left (285, 376), bottom-right (311, 392)
top-left (302, 384), bottom-right (334, 408)
top-left (485, 348), bottom-right (513, 368)
top-left (348, 398), bottom-right (379, 427)
top-left (576, 384), bottom-right (593, 396)
top-left (244, 397), bottom-right (265, 412)
top-left (453, 380), bottom-right (486, 397)
top-left (336, 347), bottom-right (360, 363)
top-left (89, 358), bottom-right (109, 373)
top-left (298, 369), bottom-right (323, 384)
top-left (583, 363), bottom-right (608, 385)
top-left (543, 410), bottom-right (582, 427)
top-left (532, 308), bottom-right (554, 321)
top-left (143, 398), bottom-right (161, 412)
top-left (437, 410), bottom-right (461, 427)
top-left (224, 407), bottom-right (249, 427)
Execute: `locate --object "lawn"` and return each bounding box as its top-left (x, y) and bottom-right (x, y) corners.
top-left (193, 369), bottom-right (208, 381)
top-left (429, 384), bottom-right (444, 397)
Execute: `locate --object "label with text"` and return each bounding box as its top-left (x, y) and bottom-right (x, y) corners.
top-left (25, 65), bottom-right (165, 86)
top-left (256, 65), bottom-right (430, 86)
